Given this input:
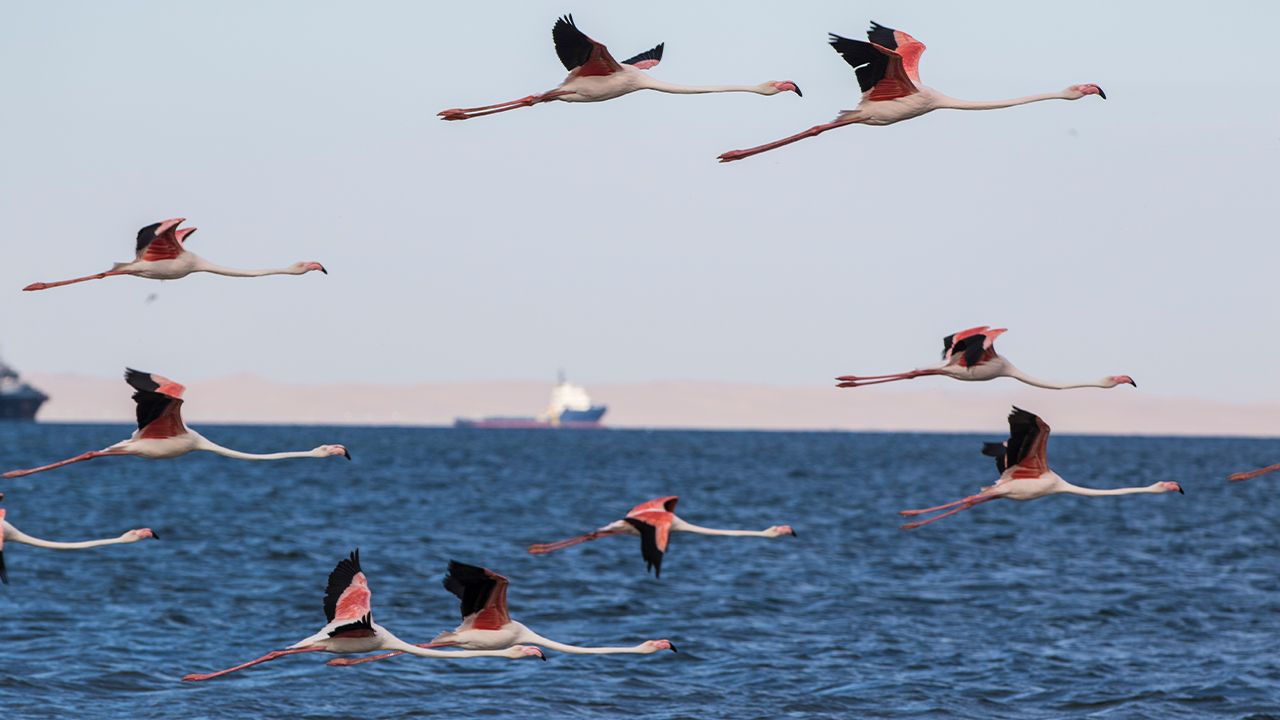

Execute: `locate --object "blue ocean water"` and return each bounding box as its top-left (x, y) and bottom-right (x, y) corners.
top-left (0, 424), bottom-right (1277, 719)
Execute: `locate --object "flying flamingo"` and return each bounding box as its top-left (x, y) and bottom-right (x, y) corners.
top-left (22, 218), bottom-right (327, 291)
top-left (3, 369), bottom-right (349, 479)
top-left (1227, 464), bottom-right (1280, 482)
top-left (718, 21), bottom-right (1104, 162)
top-left (437, 14), bottom-right (800, 121)
top-left (527, 496), bottom-right (796, 577)
top-left (835, 326), bottom-right (1136, 390)
top-left (0, 505), bottom-right (156, 584)
top-left (899, 407), bottom-right (1184, 530)
top-left (328, 560), bottom-right (676, 667)
top-left (182, 550), bottom-right (545, 681)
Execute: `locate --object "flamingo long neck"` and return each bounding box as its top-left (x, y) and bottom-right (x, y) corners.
top-left (385, 637), bottom-right (515, 659)
top-left (672, 519), bottom-right (773, 537)
top-left (639, 77), bottom-right (774, 96)
top-left (195, 437), bottom-right (320, 461)
top-left (519, 629), bottom-right (649, 655)
top-left (1005, 366), bottom-right (1112, 390)
top-left (192, 258), bottom-right (302, 278)
top-left (1055, 482), bottom-right (1164, 497)
top-left (935, 91), bottom-right (1070, 111)
top-left (3, 523), bottom-right (129, 550)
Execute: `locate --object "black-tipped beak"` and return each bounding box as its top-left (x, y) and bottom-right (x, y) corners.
top-left (343, 449), bottom-right (352, 460)
top-left (152, 531), bottom-right (161, 539)
top-left (1178, 486), bottom-right (1184, 495)
top-left (1098, 88), bottom-right (1107, 100)
top-left (791, 529), bottom-right (798, 538)
top-left (669, 644), bottom-right (678, 653)
top-left (320, 265), bottom-right (328, 275)
top-left (539, 653), bottom-right (547, 661)
top-left (1129, 380), bottom-right (1137, 387)
top-left (793, 85), bottom-right (803, 97)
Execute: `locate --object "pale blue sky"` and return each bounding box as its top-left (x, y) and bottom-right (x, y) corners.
top-left (2, 1), bottom-right (1276, 402)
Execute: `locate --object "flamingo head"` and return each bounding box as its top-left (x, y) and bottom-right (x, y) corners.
top-left (176, 227), bottom-right (197, 242)
top-left (316, 444), bottom-right (351, 460)
top-left (1108, 375), bottom-right (1137, 388)
top-left (126, 528), bottom-right (159, 542)
top-left (292, 261), bottom-right (328, 275)
top-left (1065, 84), bottom-right (1106, 100)
top-left (1156, 481), bottom-right (1184, 495)
top-left (644, 639), bottom-right (678, 653)
top-left (766, 524), bottom-right (797, 538)
top-left (509, 645), bottom-right (546, 661)
top-left (766, 81), bottom-right (802, 97)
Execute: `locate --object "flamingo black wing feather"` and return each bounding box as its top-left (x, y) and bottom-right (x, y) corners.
top-left (622, 43), bottom-right (663, 67)
top-left (552, 15), bottom-right (595, 71)
top-left (624, 517), bottom-right (665, 578)
top-left (828, 34), bottom-right (889, 95)
top-left (323, 550), bottom-right (362, 623)
top-left (443, 560), bottom-right (498, 620)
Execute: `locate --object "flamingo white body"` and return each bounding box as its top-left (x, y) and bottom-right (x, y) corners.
top-left (0, 505), bottom-right (156, 584)
top-left (329, 560), bottom-right (675, 667)
top-left (22, 218), bottom-right (326, 291)
top-left (438, 15), bottom-right (800, 121)
top-left (836, 326), bottom-right (1136, 390)
top-left (527, 496), bottom-right (795, 577)
top-left (2, 369), bottom-right (349, 479)
top-left (899, 407), bottom-right (1184, 530)
top-left (718, 21), bottom-right (1104, 162)
top-left (1228, 464), bottom-right (1280, 482)
top-left (182, 550), bottom-right (545, 681)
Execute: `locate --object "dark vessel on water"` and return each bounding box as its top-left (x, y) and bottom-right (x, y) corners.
top-left (0, 356), bottom-right (48, 420)
top-left (455, 374), bottom-right (607, 429)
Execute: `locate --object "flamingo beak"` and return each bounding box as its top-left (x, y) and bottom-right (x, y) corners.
top-left (669, 643), bottom-right (678, 653)
top-left (1129, 379), bottom-right (1137, 387)
top-left (343, 449), bottom-right (352, 460)
top-left (790, 529), bottom-right (798, 538)
top-left (791, 84), bottom-right (802, 97)
top-left (1097, 87), bottom-right (1107, 100)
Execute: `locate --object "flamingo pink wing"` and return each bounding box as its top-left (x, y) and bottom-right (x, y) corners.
top-left (324, 550), bottom-right (372, 623)
top-left (443, 560), bottom-right (511, 631)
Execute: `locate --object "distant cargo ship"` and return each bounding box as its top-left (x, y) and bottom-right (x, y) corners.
top-left (0, 355), bottom-right (49, 421)
top-left (455, 374), bottom-right (607, 429)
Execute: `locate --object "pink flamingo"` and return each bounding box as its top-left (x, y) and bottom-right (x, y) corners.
top-left (182, 550), bottom-right (545, 682)
top-left (22, 218), bottom-right (326, 291)
top-left (835, 326), bottom-right (1135, 390)
top-left (718, 21), bottom-right (1104, 162)
top-left (438, 14), bottom-right (800, 121)
top-left (1228, 464), bottom-right (1280, 482)
top-left (328, 560), bottom-right (676, 667)
top-left (0, 504), bottom-right (156, 584)
top-left (3, 369), bottom-right (349, 479)
top-left (527, 496), bottom-right (796, 577)
top-left (899, 407), bottom-right (1184, 530)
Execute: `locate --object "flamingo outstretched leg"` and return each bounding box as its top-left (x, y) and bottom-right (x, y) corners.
top-left (527, 528), bottom-right (625, 555)
top-left (1228, 463), bottom-right (1280, 482)
top-left (718, 118), bottom-right (863, 163)
top-left (23, 270), bottom-right (128, 292)
top-left (326, 642), bottom-right (453, 667)
top-left (836, 369), bottom-right (943, 388)
top-left (438, 90), bottom-right (572, 120)
top-left (900, 495), bottom-right (999, 530)
top-left (182, 646), bottom-right (325, 682)
top-left (3, 449), bottom-right (130, 479)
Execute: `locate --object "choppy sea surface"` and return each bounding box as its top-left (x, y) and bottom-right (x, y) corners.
top-left (0, 424), bottom-right (1278, 719)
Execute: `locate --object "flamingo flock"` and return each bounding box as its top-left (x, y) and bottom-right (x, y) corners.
top-left (3, 10), bottom-right (1263, 690)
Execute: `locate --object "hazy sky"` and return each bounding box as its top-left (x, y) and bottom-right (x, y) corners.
top-left (2, 1), bottom-right (1277, 402)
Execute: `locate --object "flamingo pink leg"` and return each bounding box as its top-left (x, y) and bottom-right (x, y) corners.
top-left (326, 642), bottom-right (452, 667)
top-left (182, 646), bottom-right (325, 682)
top-left (3, 449), bottom-right (130, 479)
top-left (438, 90), bottom-right (572, 120)
top-left (527, 529), bottom-right (624, 555)
top-left (836, 369), bottom-right (942, 388)
top-left (718, 118), bottom-right (863, 163)
top-left (24, 270), bottom-right (128, 292)
top-left (900, 495), bottom-right (999, 530)
top-left (1228, 463), bottom-right (1280, 482)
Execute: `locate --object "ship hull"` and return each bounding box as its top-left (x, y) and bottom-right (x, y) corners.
top-left (0, 396), bottom-right (47, 420)
top-left (454, 405), bottom-right (607, 429)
